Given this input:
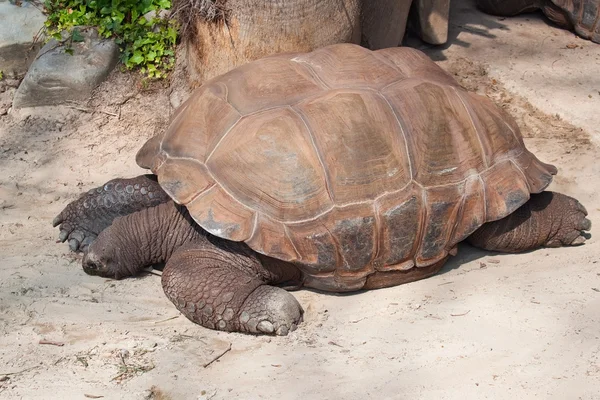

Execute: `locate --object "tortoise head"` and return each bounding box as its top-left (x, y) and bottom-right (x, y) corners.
top-left (82, 241), bottom-right (123, 279)
top-left (82, 229), bottom-right (136, 280)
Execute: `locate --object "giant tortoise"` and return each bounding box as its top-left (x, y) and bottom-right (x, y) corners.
top-left (477, 0), bottom-right (600, 43)
top-left (54, 44), bottom-right (591, 335)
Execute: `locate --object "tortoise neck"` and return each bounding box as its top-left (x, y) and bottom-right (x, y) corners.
top-left (106, 201), bottom-right (206, 277)
top-left (133, 201), bottom-right (206, 267)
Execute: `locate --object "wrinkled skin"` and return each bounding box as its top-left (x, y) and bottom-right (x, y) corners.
top-left (54, 175), bottom-right (591, 335)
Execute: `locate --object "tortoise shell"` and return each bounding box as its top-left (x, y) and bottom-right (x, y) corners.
top-left (136, 43), bottom-right (557, 291)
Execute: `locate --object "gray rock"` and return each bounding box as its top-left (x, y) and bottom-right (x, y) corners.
top-left (0, 0), bottom-right (47, 77)
top-left (13, 28), bottom-right (120, 108)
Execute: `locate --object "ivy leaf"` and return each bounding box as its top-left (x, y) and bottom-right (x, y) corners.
top-left (146, 50), bottom-right (156, 61)
top-left (157, 0), bottom-right (171, 9)
top-left (71, 29), bottom-right (85, 42)
top-left (44, 0), bottom-right (178, 79)
top-left (129, 51), bottom-right (145, 65)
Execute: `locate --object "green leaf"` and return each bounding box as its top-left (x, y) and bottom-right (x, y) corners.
top-left (44, 0), bottom-right (178, 79)
top-left (71, 29), bottom-right (85, 42)
top-left (157, 0), bottom-right (171, 10)
top-left (129, 51), bottom-right (145, 65)
top-left (112, 10), bottom-right (125, 23)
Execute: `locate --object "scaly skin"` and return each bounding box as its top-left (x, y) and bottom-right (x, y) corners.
top-left (53, 175), bottom-right (169, 251)
top-left (82, 201), bottom-right (304, 335)
top-left (467, 191), bottom-right (591, 252)
top-left (55, 175), bottom-right (591, 335)
top-left (162, 240), bottom-right (303, 335)
top-left (81, 201), bottom-right (205, 279)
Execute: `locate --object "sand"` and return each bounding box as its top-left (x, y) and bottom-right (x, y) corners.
top-left (1, 1), bottom-right (598, 399)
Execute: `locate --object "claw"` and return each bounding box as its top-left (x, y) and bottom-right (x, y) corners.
top-left (276, 325), bottom-right (289, 336)
top-left (576, 201), bottom-right (588, 216)
top-left (69, 238), bottom-right (80, 252)
top-left (52, 214), bottom-right (63, 227)
top-left (571, 236), bottom-right (586, 246)
top-left (58, 230), bottom-right (69, 242)
top-left (70, 231), bottom-right (85, 243)
top-left (80, 236), bottom-right (95, 252)
top-left (581, 218), bottom-right (592, 231)
top-left (257, 320), bottom-right (274, 334)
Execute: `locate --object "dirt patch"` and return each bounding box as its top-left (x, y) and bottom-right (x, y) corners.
top-left (1, 46), bottom-right (598, 399)
top-left (439, 56), bottom-right (590, 144)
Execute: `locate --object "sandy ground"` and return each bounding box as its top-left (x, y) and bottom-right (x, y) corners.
top-left (1, 1), bottom-right (599, 399)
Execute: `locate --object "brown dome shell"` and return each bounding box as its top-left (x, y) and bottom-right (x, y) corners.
top-left (136, 43), bottom-right (557, 291)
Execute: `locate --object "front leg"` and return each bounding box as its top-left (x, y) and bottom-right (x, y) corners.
top-left (162, 239), bottom-right (304, 336)
top-left (53, 175), bottom-right (170, 251)
top-left (467, 191), bottom-right (591, 252)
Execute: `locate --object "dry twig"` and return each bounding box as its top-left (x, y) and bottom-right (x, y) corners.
top-left (153, 315), bottom-right (179, 324)
top-left (203, 343), bottom-right (232, 368)
top-left (39, 339), bottom-right (65, 346)
top-left (450, 310), bottom-right (471, 317)
top-left (0, 365), bottom-right (41, 377)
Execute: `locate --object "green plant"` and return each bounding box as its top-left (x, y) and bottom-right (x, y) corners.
top-left (44, 0), bottom-right (178, 79)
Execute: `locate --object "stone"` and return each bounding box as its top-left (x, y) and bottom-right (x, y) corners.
top-left (0, 0), bottom-right (47, 77)
top-left (12, 28), bottom-right (119, 108)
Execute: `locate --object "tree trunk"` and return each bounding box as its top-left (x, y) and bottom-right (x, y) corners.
top-left (186, 0), bottom-right (361, 85)
top-left (361, 0), bottom-right (412, 49)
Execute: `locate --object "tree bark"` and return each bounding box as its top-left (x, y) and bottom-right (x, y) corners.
top-left (184, 0), bottom-right (454, 85)
top-left (361, 0), bottom-right (412, 49)
top-left (186, 0), bottom-right (361, 85)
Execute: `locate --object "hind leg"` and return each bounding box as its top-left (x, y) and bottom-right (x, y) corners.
top-left (53, 175), bottom-right (170, 252)
top-left (467, 191), bottom-right (591, 252)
